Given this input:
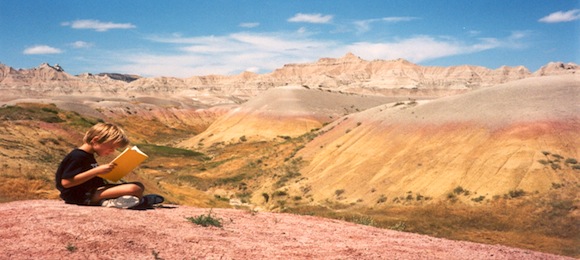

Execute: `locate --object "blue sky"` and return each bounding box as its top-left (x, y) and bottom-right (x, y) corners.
top-left (1, 1), bottom-right (578, 77)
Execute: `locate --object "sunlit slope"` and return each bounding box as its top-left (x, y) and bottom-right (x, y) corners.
top-left (180, 85), bottom-right (402, 147)
top-left (297, 75), bottom-right (580, 205)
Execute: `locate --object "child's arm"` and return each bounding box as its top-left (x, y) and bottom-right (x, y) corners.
top-left (61, 163), bottom-right (116, 188)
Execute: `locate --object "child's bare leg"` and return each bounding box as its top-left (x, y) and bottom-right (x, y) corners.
top-left (91, 183), bottom-right (144, 204)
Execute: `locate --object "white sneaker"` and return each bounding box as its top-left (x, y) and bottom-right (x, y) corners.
top-left (101, 195), bottom-right (140, 209)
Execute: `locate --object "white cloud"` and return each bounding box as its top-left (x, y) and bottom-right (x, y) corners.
top-left (70, 41), bottom-right (93, 48)
top-left (61, 19), bottom-right (136, 32)
top-left (346, 34), bottom-right (520, 63)
top-left (381, 17), bottom-right (418, 23)
top-left (151, 32), bottom-right (334, 55)
top-left (107, 30), bottom-right (523, 77)
top-left (112, 32), bottom-right (337, 77)
top-left (347, 36), bottom-right (463, 62)
top-left (354, 17), bottom-right (418, 33)
top-left (467, 30), bottom-right (481, 36)
top-left (539, 9), bottom-right (580, 23)
top-left (239, 22), bottom-right (260, 28)
top-left (23, 45), bottom-right (63, 55)
top-left (288, 13), bottom-right (333, 24)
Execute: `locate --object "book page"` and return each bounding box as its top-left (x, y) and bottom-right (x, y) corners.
top-left (98, 146), bottom-right (148, 182)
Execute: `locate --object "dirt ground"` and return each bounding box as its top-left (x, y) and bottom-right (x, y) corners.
top-left (0, 200), bottom-right (572, 259)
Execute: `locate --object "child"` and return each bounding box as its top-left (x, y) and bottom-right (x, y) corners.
top-left (55, 122), bottom-right (163, 209)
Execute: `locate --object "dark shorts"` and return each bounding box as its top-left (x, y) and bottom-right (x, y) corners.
top-left (62, 187), bottom-right (100, 206)
top-left (63, 182), bottom-right (144, 206)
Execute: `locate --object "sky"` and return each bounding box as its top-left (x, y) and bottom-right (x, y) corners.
top-left (1, 1), bottom-right (579, 78)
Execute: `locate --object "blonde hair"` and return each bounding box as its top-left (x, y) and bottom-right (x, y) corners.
top-left (83, 123), bottom-right (129, 147)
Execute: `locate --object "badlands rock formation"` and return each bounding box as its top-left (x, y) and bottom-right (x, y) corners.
top-left (2, 53), bottom-right (577, 102)
top-left (1, 55), bottom-right (578, 198)
top-left (293, 75), bottom-right (579, 204)
top-left (2, 54), bottom-right (576, 143)
top-left (179, 86), bottom-right (404, 145)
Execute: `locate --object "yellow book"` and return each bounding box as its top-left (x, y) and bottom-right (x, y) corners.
top-left (99, 146), bottom-right (148, 182)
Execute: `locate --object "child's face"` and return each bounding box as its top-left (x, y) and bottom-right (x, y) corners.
top-left (93, 141), bottom-right (120, 156)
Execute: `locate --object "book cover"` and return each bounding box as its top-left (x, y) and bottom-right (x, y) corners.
top-left (99, 146), bottom-right (148, 182)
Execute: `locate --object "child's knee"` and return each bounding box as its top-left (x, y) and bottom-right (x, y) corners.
top-left (133, 182), bottom-right (145, 190)
top-left (128, 183), bottom-right (144, 193)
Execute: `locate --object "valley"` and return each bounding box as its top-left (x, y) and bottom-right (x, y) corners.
top-left (0, 55), bottom-right (578, 257)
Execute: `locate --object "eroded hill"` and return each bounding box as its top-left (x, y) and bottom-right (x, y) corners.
top-left (1, 56), bottom-right (579, 257)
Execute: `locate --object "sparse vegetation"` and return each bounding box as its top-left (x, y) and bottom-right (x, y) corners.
top-left (538, 151), bottom-right (577, 171)
top-left (65, 243), bottom-right (77, 252)
top-left (506, 189), bottom-right (526, 199)
top-left (186, 209), bottom-right (223, 227)
top-left (273, 190), bottom-right (288, 197)
top-left (471, 196), bottom-right (485, 203)
top-left (138, 144), bottom-right (209, 159)
top-left (152, 249), bottom-right (163, 260)
top-left (389, 221), bottom-right (407, 232)
top-left (3, 100), bottom-right (579, 258)
top-left (565, 158), bottom-right (577, 165)
top-left (377, 194), bottom-right (387, 204)
top-left (453, 186), bottom-right (467, 195)
top-left (262, 193), bottom-right (270, 203)
top-left (347, 215), bottom-right (376, 227)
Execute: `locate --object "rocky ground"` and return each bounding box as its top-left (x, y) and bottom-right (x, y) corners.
top-left (0, 200), bottom-right (572, 259)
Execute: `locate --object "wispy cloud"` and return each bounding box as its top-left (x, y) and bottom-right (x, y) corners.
top-left (288, 13), bottom-right (333, 24)
top-left (239, 22), bottom-right (260, 28)
top-left (109, 29), bottom-right (523, 77)
top-left (354, 17), bottom-right (418, 33)
top-left (347, 32), bottom-right (526, 63)
top-left (23, 45), bottom-right (63, 55)
top-left (70, 41), bottom-right (93, 48)
top-left (539, 9), bottom-right (580, 23)
top-left (61, 19), bottom-right (136, 32)
top-left (114, 32), bottom-right (337, 76)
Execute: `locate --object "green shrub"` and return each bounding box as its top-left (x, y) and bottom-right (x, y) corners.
top-left (186, 209), bottom-right (223, 227)
top-left (416, 193), bottom-right (424, 201)
top-left (377, 194), bottom-right (387, 204)
top-left (453, 186), bottom-right (465, 194)
top-left (389, 221), bottom-right (407, 231)
top-left (447, 193), bottom-right (457, 200)
top-left (349, 215), bottom-right (376, 227)
top-left (508, 189), bottom-right (526, 198)
top-left (138, 144), bottom-right (209, 159)
top-left (273, 190), bottom-right (288, 197)
top-left (66, 243), bottom-right (77, 252)
top-left (262, 193), bottom-right (270, 202)
top-left (537, 159), bottom-right (550, 165)
top-left (565, 158), bottom-right (578, 164)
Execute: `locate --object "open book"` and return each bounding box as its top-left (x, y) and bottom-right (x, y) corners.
top-left (99, 146), bottom-right (148, 182)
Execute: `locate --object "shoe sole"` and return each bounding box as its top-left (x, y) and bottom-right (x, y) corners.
top-left (101, 195), bottom-right (140, 209)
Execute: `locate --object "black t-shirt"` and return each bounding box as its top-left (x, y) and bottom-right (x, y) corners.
top-left (55, 148), bottom-right (106, 204)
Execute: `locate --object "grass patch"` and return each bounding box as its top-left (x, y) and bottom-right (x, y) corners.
top-left (65, 243), bottom-right (77, 252)
top-left (137, 144), bottom-right (209, 160)
top-left (283, 186), bottom-right (579, 257)
top-left (186, 209), bottom-right (223, 227)
top-left (0, 104), bottom-right (64, 123)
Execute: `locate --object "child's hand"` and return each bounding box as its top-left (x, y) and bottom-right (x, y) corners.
top-left (96, 163), bottom-right (117, 174)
